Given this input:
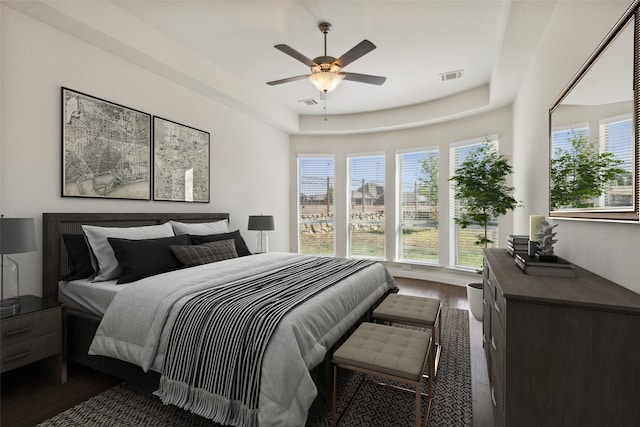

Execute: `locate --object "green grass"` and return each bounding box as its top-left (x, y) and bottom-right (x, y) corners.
top-left (350, 230), bottom-right (385, 258)
top-left (400, 227), bottom-right (438, 262)
top-left (300, 232), bottom-right (335, 255)
top-left (299, 223), bottom-right (493, 269)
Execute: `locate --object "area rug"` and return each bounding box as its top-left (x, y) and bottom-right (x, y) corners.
top-left (38, 307), bottom-right (471, 427)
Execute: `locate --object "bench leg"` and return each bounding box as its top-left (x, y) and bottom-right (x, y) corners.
top-left (331, 365), bottom-right (337, 427)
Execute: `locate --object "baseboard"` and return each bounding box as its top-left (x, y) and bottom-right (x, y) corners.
top-left (388, 267), bottom-right (473, 287)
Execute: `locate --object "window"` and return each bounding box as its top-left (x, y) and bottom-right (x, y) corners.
top-left (298, 156), bottom-right (335, 256)
top-left (600, 115), bottom-right (633, 207)
top-left (551, 124), bottom-right (589, 154)
top-left (551, 121), bottom-right (629, 210)
top-left (348, 153), bottom-right (385, 259)
top-left (396, 148), bottom-right (439, 263)
top-left (449, 137), bottom-right (499, 270)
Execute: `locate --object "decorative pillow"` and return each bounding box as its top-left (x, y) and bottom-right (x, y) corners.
top-left (189, 230), bottom-right (252, 257)
top-left (62, 233), bottom-right (95, 281)
top-left (171, 239), bottom-right (238, 266)
top-left (82, 222), bottom-right (175, 281)
top-left (108, 234), bottom-right (190, 284)
top-left (169, 220), bottom-right (229, 236)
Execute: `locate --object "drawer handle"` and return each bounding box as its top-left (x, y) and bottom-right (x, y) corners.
top-left (491, 387), bottom-right (498, 407)
top-left (491, 336), bottom-right (498, 351)
top-left (482, 298), bottom-right (486, 306)
top-left (494, 301), bottom-right (501, 314)
top-left (4, 351), bottom-right (31, 363)
top-left (5, 327), bottom-right (30, 337)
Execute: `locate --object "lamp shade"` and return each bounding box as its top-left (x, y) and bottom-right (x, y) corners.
top-left (0, 218), bottom-right (36, 254)
top-left (309, 72), bottom-right (344, 93)
top-left (247, 215), bottom-right (275, 231)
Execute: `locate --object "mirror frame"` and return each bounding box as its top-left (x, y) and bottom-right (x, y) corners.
top-left (549, 0), bottom-right (640, 222)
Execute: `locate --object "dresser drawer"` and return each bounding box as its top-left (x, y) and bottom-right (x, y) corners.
top-left (1, 308), bottom-right (61, 347)
top-left (493, 284), bottom-right (506, 330)
top-left (489, 315), bottom-right (505, 385)
top-left (1, 331), bottom-right (62, 372)
top-left (482, 278), bottom-right (494, 376)
top-left (491, 380), bottom-right (505, 427)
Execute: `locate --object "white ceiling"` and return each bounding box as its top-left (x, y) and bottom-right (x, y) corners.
top-left (5, 0), bottom-right (563, 131)
top-left (108, 0), bottom-right (555, 117)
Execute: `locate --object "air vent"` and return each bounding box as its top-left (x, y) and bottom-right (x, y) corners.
top-left (440, 69), bottom-right (464, 81)
top-left (298, 98), bottom-right (318, 106)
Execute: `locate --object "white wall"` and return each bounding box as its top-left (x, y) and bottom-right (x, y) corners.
top-left (291, 106), bottom-right (513, 286)
top-left (513, 0), bottom-right (639, 293)
top-left (0, 6), bottom-right (290, 297)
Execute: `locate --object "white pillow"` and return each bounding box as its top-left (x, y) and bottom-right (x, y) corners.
top-left (169, 219), bottom-right (229, 236)
top-left (82, 222), bottom-right (175, 281)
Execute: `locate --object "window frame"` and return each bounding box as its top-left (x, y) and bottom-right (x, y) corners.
top-left (449, 136), bottom-right (500, 271)
top-left (346, 151), bottom-right (386, 260)
top-left (395, 146), bottom-right (440, 265)
top-left (297, 154), bottom-right (336, 256)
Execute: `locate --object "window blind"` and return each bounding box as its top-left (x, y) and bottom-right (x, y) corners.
top-left (298, 156), bottom-right (335, 256)
top-left (397, 149), bottom-right (439, 263)
top-left (449, 138), bottom-right (499, 270)
top-left (600, 116), bottom-right (633, 207)
top-left (348, 154), bottom-right (385, 259)
top-left (551, 125), bottom-right (589, 156)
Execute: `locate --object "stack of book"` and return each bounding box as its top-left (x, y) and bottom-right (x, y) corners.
top-left (514, 253), bottom-right (576, 277)
top-left (507, 235), bottom-right (529, 257)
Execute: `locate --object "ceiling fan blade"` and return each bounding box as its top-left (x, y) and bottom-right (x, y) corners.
top-left (333, 40), bottom-right (376, 69)
top-left (341, 72), bottom-right (386, 86)
top-left (274, 44), bottom-right (317, 68)
top-left (266, 75), bottom-right (310, 86)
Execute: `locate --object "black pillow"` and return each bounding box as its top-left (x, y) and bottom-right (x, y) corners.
top-left (189, 230), bottom-right (252, 256)
top-left (62, 233), bottom-right (95, 281)
top-left (108, 234), bottom-right (190, 284)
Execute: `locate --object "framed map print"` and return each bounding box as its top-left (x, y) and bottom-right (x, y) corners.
top-left (153, 117), bottom-right (210, 203)
top-left (62, 87), bottom-right (151, 200)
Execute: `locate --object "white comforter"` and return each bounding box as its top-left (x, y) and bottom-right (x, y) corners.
top-left (89, 252), bottom-right (395, 426)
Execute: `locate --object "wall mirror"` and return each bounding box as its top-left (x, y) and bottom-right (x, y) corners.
top-left (549, 1), bottom-right (639, 221)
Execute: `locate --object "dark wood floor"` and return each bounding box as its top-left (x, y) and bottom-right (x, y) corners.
top-left (0, 278), bottom-right (491, 427)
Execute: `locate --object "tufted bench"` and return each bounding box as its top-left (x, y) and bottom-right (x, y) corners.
top-left (331, 322), bottom-right (431, 427)
top-left (372, 294), bottom-right (442, 379)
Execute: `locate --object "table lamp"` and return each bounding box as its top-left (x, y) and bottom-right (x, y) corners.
top-left (1, 217), bottom-right (37, 314)
top-left (247, 215), bottom-right (275, 253)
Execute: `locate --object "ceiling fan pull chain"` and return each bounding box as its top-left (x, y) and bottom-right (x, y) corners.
top-left (324, 93), bottom-right (328, 121)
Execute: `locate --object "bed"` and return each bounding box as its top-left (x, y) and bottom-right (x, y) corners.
top-left (42, 212), bottom-right (396, 427)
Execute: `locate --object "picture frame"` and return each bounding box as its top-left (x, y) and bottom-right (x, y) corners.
top-left (153, 116), bottom-right (210, 203)
top-left (61, 87), bottom-right (152, 200)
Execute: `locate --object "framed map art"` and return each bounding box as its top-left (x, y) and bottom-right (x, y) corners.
top-left (153, 117), bottom-right (210, 203)
top-left (62, 87), bottom-right (152, 200)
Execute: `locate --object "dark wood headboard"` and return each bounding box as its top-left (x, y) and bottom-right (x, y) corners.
top-left (42, 212), bottom-right (230, 301)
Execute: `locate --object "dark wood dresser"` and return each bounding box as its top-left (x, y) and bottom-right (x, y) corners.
top-left (482, 248), bottom-right (640, 427)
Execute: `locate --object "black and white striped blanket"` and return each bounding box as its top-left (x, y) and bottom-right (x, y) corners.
top-left (155, 256), bottom-right (375, 426)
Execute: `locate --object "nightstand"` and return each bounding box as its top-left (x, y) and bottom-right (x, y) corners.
top-left (1, 295), bottom-right (66, 383)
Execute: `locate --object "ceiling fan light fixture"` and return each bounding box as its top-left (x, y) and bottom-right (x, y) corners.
top-left (309, 71), bottom-right (344, 92)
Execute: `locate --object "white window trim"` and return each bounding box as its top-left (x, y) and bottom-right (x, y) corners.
top-left (395, 146), bottom-right (440, 265)
top-left (346, 151), bottom-right (386, 260)
top-left (448, 135), bottom-right (499, 269)
top-left (297, 155), bottom-right (336, 256)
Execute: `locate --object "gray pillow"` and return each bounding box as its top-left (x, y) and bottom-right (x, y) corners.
top-left (169, 220), bottom-right (229, 236)
top-left (171, 239), bottom-right (238, 266)
top-left (82, 222), bottom-right (174, 281)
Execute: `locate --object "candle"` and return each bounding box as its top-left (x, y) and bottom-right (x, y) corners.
top-left (529, 215), bottom-right (545, 241)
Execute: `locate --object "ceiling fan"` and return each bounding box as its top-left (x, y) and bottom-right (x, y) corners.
top-left (266, 22), bottom-right (386, 94)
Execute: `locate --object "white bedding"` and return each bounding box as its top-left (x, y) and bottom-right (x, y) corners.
top-left (89, 252), bottom-right (395, 426)
top-left (58, 278), bottom-right (122, 316)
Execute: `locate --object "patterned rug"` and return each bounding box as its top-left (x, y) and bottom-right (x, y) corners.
top-left (38, 307), bottom-right (471, 427)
